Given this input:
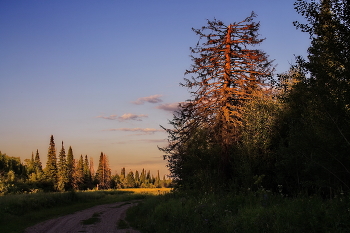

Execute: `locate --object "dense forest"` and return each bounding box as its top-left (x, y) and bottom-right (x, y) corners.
top-left (160, 0), bottom-right (350, 198)
top-left (0, 135), bottom-right (171, 194)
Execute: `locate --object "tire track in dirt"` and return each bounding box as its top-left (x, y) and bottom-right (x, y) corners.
top-left (25, 201), bottom-right (141, 233)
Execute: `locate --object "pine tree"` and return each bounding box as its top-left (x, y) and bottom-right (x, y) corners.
top-left (24, 152), bottom-right (35, 175)
top-left (126, 170), bottom-right (136, 188)
top-left (83, 155), bottom-right (92, 189)
top-left (66, 146), bottom-right (74, 190)
top-left (89, 157), bottom-right (95, 178)
top-left (44, 135), bottom-right (58, 188)
top-left (121, 167), bottom-right (126, 179)
top-left (145, 170), bottom-right (151, 187)
top-left (95, 152), bottom-right (111, 189)
top-left (120, 167), bottom-right (126, 187)
top-left (72, 155), bottom-right (84, 190)
top-left (135, 170), bottom-right (140, 187)
top-left (140, 168), bottom-right (146, 187)
top-left (57, 141), bottom-right (68, 191)
top-left (155, 170), bottom-right (161, 188)
top-left (34, 149), bottom-right (43, 174)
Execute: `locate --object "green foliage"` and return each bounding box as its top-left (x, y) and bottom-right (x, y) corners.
top-left (274, 0), bottom-right (350, 196)
top-left (0, 152), bottom-right (27, 194)
top-left (127, 192), bottom-right (350, 233)
top-left (0, 152), bottom-right (26, 178)
top-left (126, 170), bottom-right (136, 188)
top-left (237, 95), bottom-right (282, 191)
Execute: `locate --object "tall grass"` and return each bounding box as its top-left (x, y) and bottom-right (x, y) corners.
top-left (0, 190), bottom-right (146, 233)
top-left (127, 192), bottom-right (350, 233)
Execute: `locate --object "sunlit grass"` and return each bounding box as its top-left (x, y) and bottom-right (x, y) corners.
top-left (120, 188), bottom-right (172, 195)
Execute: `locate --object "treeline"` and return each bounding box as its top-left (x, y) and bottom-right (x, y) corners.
top-left (161, 0), bottom-right (350, 198)
top-left (0, 135), bottom-right (171, 194)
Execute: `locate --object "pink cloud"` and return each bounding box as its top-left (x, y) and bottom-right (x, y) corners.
top-left (118, 113), bottom-right (148, 121)
top-left (156, 102), bottom-right (181, 112)
top-left (96, 115), bottom-right (118, 120)
top-left (97, 113), bottom-right (148, 121)
top-left (106, 128), bottom-right (163, 134)
top-left (132, 94), bottom-right (163, 105)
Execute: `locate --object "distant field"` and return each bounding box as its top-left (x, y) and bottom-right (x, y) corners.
top-left (121, 188), bottom-right (172, 195)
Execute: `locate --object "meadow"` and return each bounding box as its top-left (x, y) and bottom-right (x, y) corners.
top-left (0, 188), bottom-right (170, 233)
top-left (127, 191), bottom-right (350, 233)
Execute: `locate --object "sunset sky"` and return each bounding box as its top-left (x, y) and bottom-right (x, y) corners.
top-left (0, 0), bottom-right (309, 176)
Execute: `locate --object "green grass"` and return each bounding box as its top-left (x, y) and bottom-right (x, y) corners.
top-left (0, 190), bottom-right (147, 233)
top-left (127, 191), bottom-right (350, 233)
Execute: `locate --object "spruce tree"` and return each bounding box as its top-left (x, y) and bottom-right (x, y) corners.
top-left (135, 170), bottom-right (140, 187)
top-left (120, 167), bottom-right (126, 187)
top-left (73, 155), bottom-right (84, 190)
top-left (126, 170), bottom-right (136, 188)
top-left (89, 157), bottom-right (95, 178)
top-left (95, 152), bottom-right (111, 189)
top-left (57, 141), bottom-right (68, 191)
top-left (34, 149), bottom-right (43, 174)
top-left (83, 155), bottom-right (92, 189)
top-left (140, 168), bottom-right (146, 184)
top-left (66, 146), bottom-right (74, 190)
top-left (155, 170), bottom-right (161, 188)
top-left (44, 135), bottom-right (58, 188)
top-left (24, 152), bottom-right (35, 175)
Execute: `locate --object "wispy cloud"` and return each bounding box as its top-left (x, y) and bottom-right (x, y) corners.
top-left (96, 115), bottom-right (118, 120)
top-left (156, 102), bottom-right (181, 112)
top-left (97, 113), bottom-right (148, 121)
top-left (113, 138), bottom-right (167, 144)
top-left (118, 113), bottom-right (148, 121)
top-left (132, 94), bottom-right (163, 105)
top-left (105, 128), bottom-right (163, 134)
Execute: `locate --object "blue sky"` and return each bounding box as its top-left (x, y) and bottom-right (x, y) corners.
top-left (0, 0), bottom-right (310, 176)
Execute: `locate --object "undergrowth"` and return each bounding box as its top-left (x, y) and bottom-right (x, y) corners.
top-left (127, 191), bottom-right (350, 233)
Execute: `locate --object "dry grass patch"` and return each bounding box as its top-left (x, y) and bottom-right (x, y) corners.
top-left (120, 188), bottom-right (172, 195)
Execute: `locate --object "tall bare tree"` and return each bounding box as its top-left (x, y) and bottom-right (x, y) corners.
top-left (162, 13), bottom-right (274, 185)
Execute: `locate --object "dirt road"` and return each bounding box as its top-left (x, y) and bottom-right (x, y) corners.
top-left (25, 201), bottom-right (141, 233)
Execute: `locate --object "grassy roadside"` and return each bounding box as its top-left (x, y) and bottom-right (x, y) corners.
top-left (127, 191), bottom-right (350, 233)
top-left (0, 189), bottom-right (159, 233)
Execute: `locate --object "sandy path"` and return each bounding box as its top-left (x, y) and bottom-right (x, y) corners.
top-left (24, 201), bottom-right (141, 233)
